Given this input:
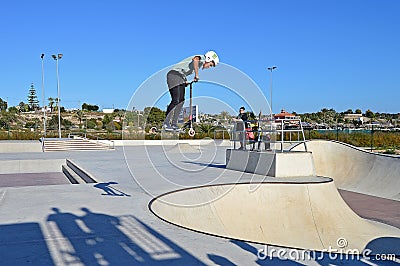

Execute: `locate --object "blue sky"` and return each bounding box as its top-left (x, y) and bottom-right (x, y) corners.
top-left (1, 0), bottom-right (399, 115)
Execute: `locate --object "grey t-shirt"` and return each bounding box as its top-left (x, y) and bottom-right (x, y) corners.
top-left (171, 55), bottom-right (205, 77)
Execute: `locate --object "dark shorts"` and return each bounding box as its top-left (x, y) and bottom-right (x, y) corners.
top-left (167, 70), bottom-right (186, 90)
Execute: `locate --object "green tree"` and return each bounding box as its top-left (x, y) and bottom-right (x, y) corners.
top-left (8, 106), bottom-right (18, 114)
top-left (82, 103), bottom-right (99, 111)
top-left (62, 118), bottom-right (72, 129)
top-left (0, 111), bottom-right (17, 129)
top-left (197, 123), bottom-right (216, 135)
top-left (47, 115), bottom-right (57, 129)
top-left (144, 107), bottom-right (166, 127)
top-left (365, 109), bottom-right (375, 119)
top-left (25, 119), bottom-right (39, 129)
top-left (47, 115), bottom-right (70, 129)
top-left (75, 110), bottom-right (83, 128)
top-left (19, 101), bottom-right (29, 112)
top-left (103, 114), bottom-right (113, 128)
top-left (105, 121), bottom-right (116, 132)
top-left (355, 109), bottom-right (362, 114)
top-left (0, 98), bottom-right (7, 111)
top-left (48, 97), bottom-right (55, 112)
top-left (86, 119), bottom-right (97, 129)
top-left (54, 98), bottom-right (60, 112)
top-left (218, 111), bottom-right (230, 123)
top-left (344, 109), bottom-right (353, 114)
top-left (27, 83), bottom-right (39, 111)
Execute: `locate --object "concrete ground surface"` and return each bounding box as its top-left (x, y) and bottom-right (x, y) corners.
top-left (0, 140), bottom-right (399, 265)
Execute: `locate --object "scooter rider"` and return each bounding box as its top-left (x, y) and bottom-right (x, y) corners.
top-left (163, 51), bottom-right (219, 131)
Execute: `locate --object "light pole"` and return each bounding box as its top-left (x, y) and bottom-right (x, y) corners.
top-left (267, 66), bottom-right (277, 132)
top-left (267, 66), bottom-right (277, 117)
top-left (52, 54), bottom-right (63, 138)
top-left (41, 54), bottom-right (46, 138)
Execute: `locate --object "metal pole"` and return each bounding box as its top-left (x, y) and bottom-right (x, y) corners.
top-left (336, 118), bottom-right (339, 141)
top-left (370, 124), bottom-right (374, 151)
top-left (267, 66), bottom-right (277, 120)
top-left (267, 66), bottom-right (277, 150)
top-left (270, 70), bottom-right (273, 121)
top-left (53, 54), bottom-right (63, 138)
top-left (41, 54), bottom-right (46, 138)
top-left (56, 58), bottom-right (61, 138)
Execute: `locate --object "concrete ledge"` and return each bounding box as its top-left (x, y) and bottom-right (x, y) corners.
top-left (0, 141), bottom-right (42, 153)
top-left (0, 159), bottom-right (66, 174)
top-left (226, 149), bottom-right (316, 177)
top-left (66, 159), bottom-right (97, 183)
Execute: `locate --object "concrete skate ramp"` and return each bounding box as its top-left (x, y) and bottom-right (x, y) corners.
top-left (291, 140), bottom-right (400, 201)
top-left (150, 180), bottom-right (400, 253)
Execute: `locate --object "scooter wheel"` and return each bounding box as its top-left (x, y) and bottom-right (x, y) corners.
top-left (189, 128), bottom-right (195, 137)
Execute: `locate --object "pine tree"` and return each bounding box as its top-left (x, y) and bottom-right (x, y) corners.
top-left (27, 83), bottom-right (39, 111)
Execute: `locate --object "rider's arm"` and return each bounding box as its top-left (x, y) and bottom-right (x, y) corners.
top-left (193, 56), bottom-right (201, 81)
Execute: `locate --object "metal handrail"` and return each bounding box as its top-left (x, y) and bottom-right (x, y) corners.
top-left (230, 118), bottom-right (307, 152)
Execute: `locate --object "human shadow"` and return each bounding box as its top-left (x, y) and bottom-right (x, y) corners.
top-left (46, 207), bottom-right (206, 265)
top-left (93, 181), bottom-right (131, 196)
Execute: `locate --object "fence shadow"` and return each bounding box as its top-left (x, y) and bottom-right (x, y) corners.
top-left (0, 222), bottom-right (55, 265)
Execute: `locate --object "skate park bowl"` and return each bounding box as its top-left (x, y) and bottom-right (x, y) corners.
top-left (150, 139), bottom-right (400, 254)
top-left (149, 179), bottom-right (400, 254)
top-left (290, 140), bottom-right (400, 201)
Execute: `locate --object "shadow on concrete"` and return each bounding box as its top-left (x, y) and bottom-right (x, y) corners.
top-left (182, 161), bottom-right (226, 169)
top-left (0, 207), bottom-right (206, 265)
top-left (207, 254), bottom-right (236, 265)
top-left (93, 182), bottom-right (131, 197)
top-left (365, 237), bottom-right (400, 257)
top-left (0, 222), bottom-right (55, 265)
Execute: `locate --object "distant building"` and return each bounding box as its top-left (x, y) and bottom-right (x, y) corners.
top-left (344, 113), bottom-right (365, 124)
top-left (274, 109), bottom-right (298, 120)
top-left (102, 108), bottom-right (115, 114)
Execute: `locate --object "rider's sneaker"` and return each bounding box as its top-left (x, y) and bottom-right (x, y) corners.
top-left (162, 124), bottom-right (174, 131)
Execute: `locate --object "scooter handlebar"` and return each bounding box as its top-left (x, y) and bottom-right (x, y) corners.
top-left (186, 80), bottom-right (198, 87)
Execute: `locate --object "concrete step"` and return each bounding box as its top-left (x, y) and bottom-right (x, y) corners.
top-left (43, 138), bottom-right (113, 152)
top-left (66, 159), bottom-right (97, 183)
top-left (61, 159), bottom-right (97, 184)
top-left (62, 165), bottom-right (86, 184)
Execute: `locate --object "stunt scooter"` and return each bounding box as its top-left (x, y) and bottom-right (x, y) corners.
top-left (183, 80), bottom-right (197, 137)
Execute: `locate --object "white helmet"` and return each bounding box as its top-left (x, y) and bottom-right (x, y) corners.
top-left (205, 51), bottom-right (219, 66)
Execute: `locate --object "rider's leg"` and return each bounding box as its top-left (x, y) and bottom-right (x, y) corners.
top-left (171, 83), bottom-right (186, 127)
